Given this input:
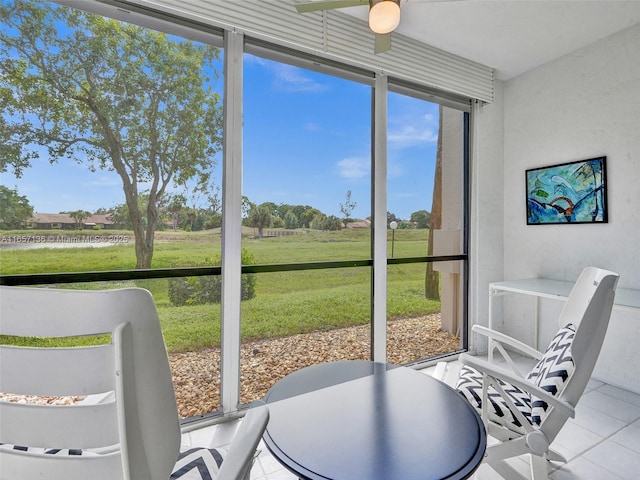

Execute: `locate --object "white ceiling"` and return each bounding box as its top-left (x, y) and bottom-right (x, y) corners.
top-left (341, 0), bottom-right (640, 80)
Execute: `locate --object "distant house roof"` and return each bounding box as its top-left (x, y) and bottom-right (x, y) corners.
top-left (345, 220), bottom-right (371, 229)
top-left (31, 213), bottom-right (115, 226)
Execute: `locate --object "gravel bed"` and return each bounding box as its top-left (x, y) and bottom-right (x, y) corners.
top-left (1, 314), bottom-right (458, 419)
top-left (172, 313), bottom-right (458, 418)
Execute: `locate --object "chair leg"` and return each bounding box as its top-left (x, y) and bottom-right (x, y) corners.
top-left (486, 437), bottom-right (529, 463)
top-left (487, 460), bottom-right (529, 480)
top-left (529, 454), bottom-right (550, 480)
top-left (546, 448), bottom-right (567, 464)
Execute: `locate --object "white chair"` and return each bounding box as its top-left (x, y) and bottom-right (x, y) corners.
top-left (0, 286), bottom-right (268, 480)
top-left (456, 267), bottom-right (619, 480)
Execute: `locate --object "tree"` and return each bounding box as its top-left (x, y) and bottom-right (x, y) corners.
top-left (166, 194), bottom-right (187, 231)
top-left (321, 215), bottom-right (342, 231)
top-left (299, 207), bottom-right (322, 228)
top-left (0, 185), bottom-right (33, 229)
top-left (68, 210), bottom-right (92, 230)
top-left (248, 205), bottom-right (272, 238)
top-left (241, 196), bottom-right (255, 222)
top-left (410, 210), bottom-right (431, 228)
top-left (340, 190), bottom-right (357, 225)
top-left (284, 210), bottom-right (299, 229)
top-left (0, 1), bottom-right (222, 268)
top-left (425, 106), bottom-right (443, 300)
top-left (310, 212), bottom-right (327, 230)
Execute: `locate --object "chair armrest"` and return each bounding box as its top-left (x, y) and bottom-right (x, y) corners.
top-left (459, 353), bottom-right (575, 419)
top-left (473, 325), bottom-right (543, 360)
top-left (217, 401), bottom-right (270, 480)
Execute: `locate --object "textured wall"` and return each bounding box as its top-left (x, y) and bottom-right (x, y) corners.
top-left (498, 24), bottom-right (640, 391)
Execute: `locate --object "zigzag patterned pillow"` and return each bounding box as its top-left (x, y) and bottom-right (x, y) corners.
top-left (0, 444), bottom-right (96, 456)
top-left (526, 323), bottom-right (575, 425)
top-left (456, 364), bottom-right (532, 433)
top-left (1, 444), bottom-right (226, 480)
top-left (170, 448), bottom-right (225, 480)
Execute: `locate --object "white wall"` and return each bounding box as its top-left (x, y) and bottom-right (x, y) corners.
top-left (469, 82), bottom-right (505, 353)
top-left (482, 24), bottom-right (640, 392)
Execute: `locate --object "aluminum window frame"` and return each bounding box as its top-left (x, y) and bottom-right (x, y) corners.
top-left (2, 0), bottom-right (472, 417)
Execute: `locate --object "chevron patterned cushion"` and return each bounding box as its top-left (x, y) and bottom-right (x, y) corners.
top-left (170, 448), bottom-right (225, 480)
top-left (526, 323), bottom-right (575, 425)
top-left (0, 444), bottom-right (96, 456)
top-left (456, 364), bottom-right (532, 433)
top-left (1, 444), bottom-right (226, 479)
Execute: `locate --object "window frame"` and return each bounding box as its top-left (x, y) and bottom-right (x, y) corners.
top-left (1, 0), bottom-right (471, 418)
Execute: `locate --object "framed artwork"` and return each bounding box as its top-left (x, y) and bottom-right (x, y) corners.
top-left (526, 156), bottom-right (608, 225)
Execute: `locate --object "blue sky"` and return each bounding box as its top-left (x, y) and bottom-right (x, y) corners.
top-left (243, 56), bottom-right (438, 220)
top-left (1, 20), bottom-right (438, 221)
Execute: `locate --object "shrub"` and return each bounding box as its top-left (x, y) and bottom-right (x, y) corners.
top-left (321, 215), bottom-right (342, 231)
top-left (284, 210), bottom-right (299, 229)
top-left (168, 276), bottom-right (196, 306)
top-left (168, 250), bottom-right (257, 306)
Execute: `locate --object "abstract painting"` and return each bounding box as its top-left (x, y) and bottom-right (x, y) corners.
top-left (526, 156), bottom-right (608, 224)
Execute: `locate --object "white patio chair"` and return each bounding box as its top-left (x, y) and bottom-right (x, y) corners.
top-left (455, 267), bottom-right (619, 480)
top-left (0, 286), bottom-right (268, 480)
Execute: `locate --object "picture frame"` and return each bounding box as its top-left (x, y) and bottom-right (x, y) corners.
top-left (526, 156), bottom-right (608, 225)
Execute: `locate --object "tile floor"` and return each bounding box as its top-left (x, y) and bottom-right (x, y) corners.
top-left (180, 357), bottom-right (640, 480)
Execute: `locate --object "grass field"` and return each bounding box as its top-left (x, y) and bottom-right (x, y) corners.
top-left (0, 228), bottom-right (441, 353)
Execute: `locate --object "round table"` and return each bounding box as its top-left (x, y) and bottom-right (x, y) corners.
top-left (263, 360), bottom-right (486, 480)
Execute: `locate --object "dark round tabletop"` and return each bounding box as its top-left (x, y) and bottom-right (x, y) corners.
top-left (263, 360), bottom-right (486, 480)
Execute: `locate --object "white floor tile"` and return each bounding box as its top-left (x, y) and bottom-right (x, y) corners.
top-left (583, 439), bottom-right (640, 480)
top-left (598, 384), bottom-right (640, 408)
top-left (553, 420), bottom-right (605, 458)
top-left (579, 390), bottom-right (640, 423)
top-left (585, 378), bottom-right (605, 393)
top-left (550, 456), bottom-right (623, 480)
top-left (609, 422), bottom-right (640, 454)
top-left (258, 449), bottom-right (289, 476)
top-left (206, 420), bottom-right (238, 448)
top-left (472, 463), bottom-right (507, 480)
top-left (262, 468), bottom-right (297, 480)
top-left (573, 403), bottom-right (628, 437)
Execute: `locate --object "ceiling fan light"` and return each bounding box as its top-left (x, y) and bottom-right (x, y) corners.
top-left (369, 0), bottom-right (401, 34)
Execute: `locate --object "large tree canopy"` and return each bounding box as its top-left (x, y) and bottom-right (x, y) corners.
top-left (0, 0), bottom-right (223, 267)
top-left (0, 185), bottom-right (33, 229)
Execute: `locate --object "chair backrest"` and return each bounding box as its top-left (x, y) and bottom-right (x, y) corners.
top-left (542, 267), bottom-right (619, 437)
top-left (0, 286), bottom-right (181, 480)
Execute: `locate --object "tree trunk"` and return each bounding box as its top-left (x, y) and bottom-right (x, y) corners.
top-left (135, 239), bottom-right (154, 269)
top-left (123, 184), bottom-right (156, 270)
top-left (425, 105), bottom-right (443, 300)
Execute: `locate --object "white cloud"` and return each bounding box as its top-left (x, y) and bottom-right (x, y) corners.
top-left (337, 157), bottom-right (369, 179)
top-left (248, 54), bottom-right (328, 92)
top-left (388, 111), bottom-right (439, 148)
top-left (272, 64), bottom-right (328, 92)
top-left (388, 124), bottom-right (438, 148)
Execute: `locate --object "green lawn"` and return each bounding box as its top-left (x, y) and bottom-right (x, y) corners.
top-left (0, 228), bottom-right (440, 352)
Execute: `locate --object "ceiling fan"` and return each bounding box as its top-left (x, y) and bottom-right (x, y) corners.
top-left (294, 0), bottom-right (458, 54)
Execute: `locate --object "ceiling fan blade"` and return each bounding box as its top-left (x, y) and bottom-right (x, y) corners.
top-left (374, 33), bottom-right (391, 54)
top-left (295, 0), bottom-right (368, 13)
